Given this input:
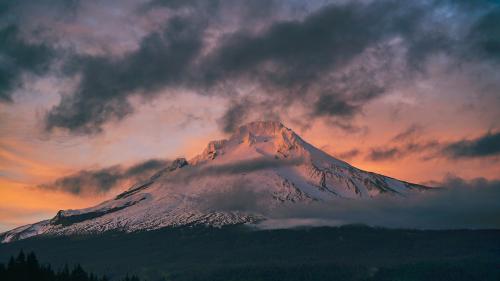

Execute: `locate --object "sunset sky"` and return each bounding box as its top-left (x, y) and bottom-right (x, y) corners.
top-left (0, 0), bottom-right (499, 232)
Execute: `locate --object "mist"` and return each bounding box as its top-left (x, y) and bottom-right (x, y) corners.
top-left (201, 176), bottom-right (500, 230)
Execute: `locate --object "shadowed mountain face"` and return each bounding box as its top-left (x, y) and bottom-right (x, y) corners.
top-left (1, 121), bottom-right (429, 243)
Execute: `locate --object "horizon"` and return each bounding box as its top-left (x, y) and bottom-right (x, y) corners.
top-left (1, 0), bottom-right (500, 233)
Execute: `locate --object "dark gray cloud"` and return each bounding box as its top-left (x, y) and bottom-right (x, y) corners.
top-left (142, 0), bottom-right (201, 10)
top-left (45, 15), bottom-right (205, 134)
top-left (366, 141), bottom-right (440, 161)
top-left (124, 159), bottom-right (169, 177)
top-left (143, 0), bottom-right (277, 18)
top-left (0, 0), bottom-right (496, 134)
top-left (38, 158), bottom-right (168, 196)
top-left (0, 0), bottom-right (79, 21)
top-left (467, 6), bottom-right (500, 60)
top-left (0, 0), bottom-right (82, 102)
top-left (313, 95), bottom-right (361, 118)
top-left (366, 131), bottom-right (500, 162)
top-left (198, 0), bottom-right (423, 129)
top-left (217, 99), bottom-right (252, 133)
top-left (0, 25), bottom-right (54, 102)
top-left (41, 156), bottom-right (305, 195)
top-left (45, 0), bottom-right (428, 133)
top-left (200, 2), bottom-right (382, 84)
top-left (443, 131), bottom-right (500, 158)
top-left (39, 166), bottom-right (122, 195)
top-left (217, 96), bottom-right (284, 133)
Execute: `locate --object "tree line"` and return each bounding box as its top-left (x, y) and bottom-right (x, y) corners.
top-left (0, 251), bottom-right (140, 281)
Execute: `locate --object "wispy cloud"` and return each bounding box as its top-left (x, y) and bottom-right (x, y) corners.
top-left (335, 149), bottom-right (360, 161)
top-left (443, 131), bottom-right (500, 159)
top-left (391, 124), bottom-right (423, 142)
top-left (365, 130), bottom-right (500, 162)
top-left (366, 141), bottom-right (440, 161)
top-left (37, 159), bottom-right (168, 196)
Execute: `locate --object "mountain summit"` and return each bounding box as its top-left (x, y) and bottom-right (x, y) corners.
top-left (1, 121), bottom-right (428, 242)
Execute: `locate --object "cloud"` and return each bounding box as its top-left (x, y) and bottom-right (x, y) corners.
top-left (0, 25), bottom-right (54, 102)
top-left (335, 149), bottom-right (360, 161)
top-left (365, 131), bottom-right (500, 162)
top-left (198, 157), bottom-right (304, 175)
top-left (313, 95), bottom-right (361, 118)
top-left (258, 176), bottom-right (500, 230)
top-left (0, 0), bottom-right (495, 135)
top-left (467, 6), bottom-right (500, 60)
top-left (170, 157), bottom-right (305, 184)
top-left (200, 182), bottom-right (269, 214)
top-left (0, 0), bottom-right (99, 103)
top-left (366, 140), bottom-right (440, 161)
top-left (125, 159), bottom-right (168, 177)
top-left (40, 0), bottom-right (495, 134)
top-left (217, 99), bottom-right (252, 133)
top-left (38, 156), bottom-right (303, 196)
top-left (185, 170), bottom-right (500, 230)
top-left (44, 15), bottom-right (205, 134)
top-left (38, 158), bottom-right (168, 196)
top-left (391, 124), bottom-right (423, 142)
top-left (0, 0), bottom-right (79, 23)
top-left (443, 131), bottom-right (500, 158)
top-left (197, 0), bottom-right (422, 125)
top-left (366, 147), bottom-right (401, 161)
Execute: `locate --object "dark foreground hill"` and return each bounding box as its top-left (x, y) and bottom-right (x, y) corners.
top-left (1, 225), bottom-right (500, 281)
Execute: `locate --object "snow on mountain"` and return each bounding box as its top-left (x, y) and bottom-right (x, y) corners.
top-left (1, 121), bottom-right (429, 243)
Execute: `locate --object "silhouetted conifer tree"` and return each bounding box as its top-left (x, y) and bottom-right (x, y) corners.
top-left (0, 251), bottom-right (140, 281)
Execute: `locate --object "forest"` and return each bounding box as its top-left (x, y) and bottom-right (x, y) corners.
top-left (1, 225), bottom-right (500, 281)
top-left (0, 251), bottom-right (140, 281)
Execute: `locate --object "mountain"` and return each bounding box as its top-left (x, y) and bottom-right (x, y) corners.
top-left (1, 121), bottom-right (429, 243)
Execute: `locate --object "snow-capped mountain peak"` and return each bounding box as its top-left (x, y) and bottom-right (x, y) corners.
top-left (1, 121), bottom-right (429, 243)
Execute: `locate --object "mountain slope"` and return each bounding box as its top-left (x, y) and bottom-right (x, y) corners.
top-left (1, 121), bottom-right (429, 243)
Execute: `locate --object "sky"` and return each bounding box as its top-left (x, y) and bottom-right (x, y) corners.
top-left (0, 0), bottom-right (499, 232)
